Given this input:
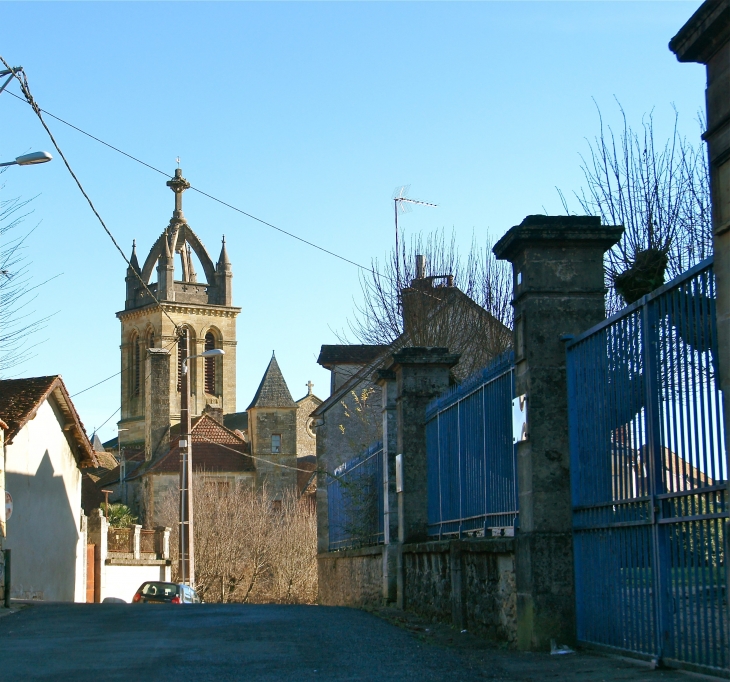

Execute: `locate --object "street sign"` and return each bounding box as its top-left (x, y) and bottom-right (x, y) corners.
top-left (5, 491), bottom-right (12, 521)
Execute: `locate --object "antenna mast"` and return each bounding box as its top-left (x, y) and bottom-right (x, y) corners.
top-left (392, 186), bottom-right (437, 290)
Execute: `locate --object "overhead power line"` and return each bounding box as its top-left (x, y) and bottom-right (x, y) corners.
top-left (0, 57), bottom-right (181, 334)
top-left (2, 86), bottom-right (375, 276)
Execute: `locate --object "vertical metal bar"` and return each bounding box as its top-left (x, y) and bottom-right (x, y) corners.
top-left (3, 549), bottom-right (10, 608)
top-left (643, 297), bottom-right (672, 662)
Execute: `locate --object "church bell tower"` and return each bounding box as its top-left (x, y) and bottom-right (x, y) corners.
top-left (117, 169), bottom-right (240, 450)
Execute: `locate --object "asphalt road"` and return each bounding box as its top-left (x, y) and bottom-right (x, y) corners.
top-left (0, 602), bottom-right (699, 681)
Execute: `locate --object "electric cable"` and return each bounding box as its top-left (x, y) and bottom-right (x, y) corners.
top-left (0, 57), bottom-right (182, 334)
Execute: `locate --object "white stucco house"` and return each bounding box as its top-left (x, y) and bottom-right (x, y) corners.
top-left (0, 376), bottom-right (97, 602)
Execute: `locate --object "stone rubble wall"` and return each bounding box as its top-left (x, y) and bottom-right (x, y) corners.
top-left (317, 545), bottom-right (384, 607)
top-left (317, 538), bottom-right (517, 645)
top-left (402, 538), bottom-right (516, 644)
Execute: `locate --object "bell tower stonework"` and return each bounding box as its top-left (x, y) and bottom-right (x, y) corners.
top-left (117, 169), bottom-right (240, 449)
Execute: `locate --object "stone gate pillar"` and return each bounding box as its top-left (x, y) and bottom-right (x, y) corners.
top-left (387, 347), bottom-right (460, 608)
top-left (374, 368), bottom-right (399, 603)
top-left (670, 3), bottom-right (730, 593)
top-left (493, 215), bottom-right (623, 650)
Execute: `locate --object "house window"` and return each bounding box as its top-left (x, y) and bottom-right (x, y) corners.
top-left (204, 332), bottom-right (216, 395)
top-left (271, 434), bottom-right (281, 454)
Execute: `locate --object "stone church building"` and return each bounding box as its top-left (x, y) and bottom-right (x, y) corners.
top-left (95, 169), bottom-right (321, 523)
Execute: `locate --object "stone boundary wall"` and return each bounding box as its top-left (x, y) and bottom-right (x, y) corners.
top-left (402, 538), bottom-right (516, 644)
top-left (317, 545), bottom-right (384, 607)
top-left (317, 538), bottom-right (516, 644)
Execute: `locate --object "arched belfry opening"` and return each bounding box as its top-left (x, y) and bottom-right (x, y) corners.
top-left (117, 168), bottom-right (240, 449)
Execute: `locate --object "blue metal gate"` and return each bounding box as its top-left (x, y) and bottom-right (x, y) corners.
top-left (327, 441), bottom-right (384, 551)
top-left (425, 351), bottom-right (517, 537)
top-left (566, 258), bottom-right (728, 675)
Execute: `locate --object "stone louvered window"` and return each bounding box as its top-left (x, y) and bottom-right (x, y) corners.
top-left (204, 332), bottom-right (216, 395)
top-left (177, 329), bottom-right (189, 393)
top-left (132, 334), bottom-right (140, 397)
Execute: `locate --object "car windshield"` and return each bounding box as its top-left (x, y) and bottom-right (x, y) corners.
top-left (141, 582), bottom-right (179, 598)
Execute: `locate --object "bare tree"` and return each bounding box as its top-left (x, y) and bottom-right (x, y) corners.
top-left (269, 489), bottom-right (317, 604)
top-left (0, 183), bottom-right (54, 376)
top-left (561, 102), bottom-right (711, 309)
top-left (346, 229), bottom-right (513, 379)
top-left (158, 478), bottom-right (317, 604)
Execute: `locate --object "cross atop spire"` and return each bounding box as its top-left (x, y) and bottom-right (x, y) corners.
top-left (166, 167), bottom-right (190, 221)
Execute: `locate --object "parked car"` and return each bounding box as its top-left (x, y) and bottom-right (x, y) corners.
top-left (132, 581), bottom-right (201, 604)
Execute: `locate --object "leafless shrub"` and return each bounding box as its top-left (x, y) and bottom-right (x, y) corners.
top-left (0, 183), bottom-right (55, 376)
top-left (345, 229), bottom-right (512, 379)
top-left (269, 489), bottom-right (318, 604)
top-left (560, 101), bottom-right (711, 309)
top-left (158, 478), bottom-right (317, 604)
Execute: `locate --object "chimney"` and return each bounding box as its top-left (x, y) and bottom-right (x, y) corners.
top-left (415, 254), bottom-right (426, 280)
top-left (145, 348), bottom-right (171, 461)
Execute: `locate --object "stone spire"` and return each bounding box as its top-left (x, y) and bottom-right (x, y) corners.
top-left (247, 353), bottom-right (296, 409)
top-left (166, 167), bottom-right (191, 222)
top-left (157, 228), bottom-right (175, 301)
top-left (125, 239), bottom-right (142, 307)
top-left (216, 235), bottom-right (233, 306)
top-left (129, 239), bottom-right (140, 273)
top-left (217, 235), bottom-right (231, 270)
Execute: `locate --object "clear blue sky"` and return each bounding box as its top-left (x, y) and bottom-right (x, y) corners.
top-left (0, 1), bottom-right (706, 443)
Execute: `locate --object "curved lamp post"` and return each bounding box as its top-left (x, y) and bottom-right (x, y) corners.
top-left (0, 151), bottom-right (53, 167)
top-left (178, 345), bottom-right (224, 587)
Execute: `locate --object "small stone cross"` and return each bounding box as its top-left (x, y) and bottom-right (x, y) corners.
top-left (306, 380), bottom-right (314, 395)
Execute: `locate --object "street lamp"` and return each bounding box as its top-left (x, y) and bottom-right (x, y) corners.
top-left (178, 342), bottom-right (224, 587)
top-left (0, 151), bottom-right (52, 167)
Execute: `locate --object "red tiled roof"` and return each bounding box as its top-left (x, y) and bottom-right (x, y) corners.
top-left (0, 376), bottom-right (60, 442)
top-left (146, 414), bottom-right (254, 475)
top-left (0, 375), bottom-right (97, 467)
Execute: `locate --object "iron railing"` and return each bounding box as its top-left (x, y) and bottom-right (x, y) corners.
top-left (425, 352), bottom-right (517, 537)
top-left (567, 258), bottom-right (728, 675)
top-left (327, 442), bottom-right (384, 551)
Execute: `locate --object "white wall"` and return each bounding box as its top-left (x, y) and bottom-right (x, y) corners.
top-left (103, 564), bottom-right (170, 603)
top-left (3, 398), bottom-right (84, 602)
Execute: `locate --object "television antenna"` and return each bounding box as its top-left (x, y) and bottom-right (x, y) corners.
top-left (392, 186), bottom-right (437, 288)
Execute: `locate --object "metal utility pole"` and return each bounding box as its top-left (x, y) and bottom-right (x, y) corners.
top-left (178, 330), bottom-right (195, 587)
top-left (392, 186), bottom-right (437, 289)
top-left (177, 333), bottom-right (223, 588)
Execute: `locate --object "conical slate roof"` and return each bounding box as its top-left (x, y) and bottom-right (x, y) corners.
top-left (247, 353), bottom-right (296, 409)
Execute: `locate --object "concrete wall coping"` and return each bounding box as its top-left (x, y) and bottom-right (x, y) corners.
top-left (402, 537), bottom-right (515, 554)
top-left (105, 558), bottom-right (171, 567)
top-left (317, 545), bottom-right (384, 560)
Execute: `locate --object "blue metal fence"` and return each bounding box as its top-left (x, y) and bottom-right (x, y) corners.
top-left (567, 258), bottom-right (728, 675)
top-left (327, 441), bottom-right (384, 551)
top-left (425, 352), bottom-right (517, 537)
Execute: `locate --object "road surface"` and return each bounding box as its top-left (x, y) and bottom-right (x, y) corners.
top-left (0, 602), bottom-right (696, 681)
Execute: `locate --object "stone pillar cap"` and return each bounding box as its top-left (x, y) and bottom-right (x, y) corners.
top-left (372, 368), bottom-right (396, 384)
top-left (147, 348), bottom-right (170, 356)
top-left (493, 215), bottom-right (623, 263)
top-left (669, 0), bottom-right (730, 64)
top-left (388, 346), bottom-right (461, 369)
